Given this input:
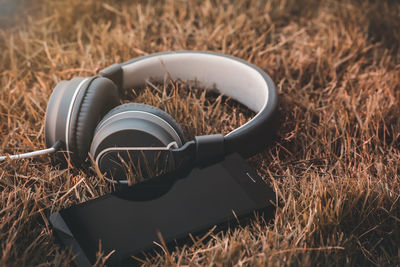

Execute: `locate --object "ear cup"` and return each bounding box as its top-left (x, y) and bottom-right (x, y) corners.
top-left (68, 77), bottom-right (120, 164)
top-left (95, 103), bottom-right (185, 144)
top-left (89, 103), bottom-right (185, 182)
top-left (44, 76), bottom-right (120, 166)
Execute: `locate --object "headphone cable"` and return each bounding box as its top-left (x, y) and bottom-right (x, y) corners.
top-left (0, 141), bottom-right (63, 161)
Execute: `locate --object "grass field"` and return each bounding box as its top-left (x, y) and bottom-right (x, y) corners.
top-left (0, 0), bottom-right (399, 266)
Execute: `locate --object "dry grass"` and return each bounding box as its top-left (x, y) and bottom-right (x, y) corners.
top-left (0, 0), bottom-right (399, 266)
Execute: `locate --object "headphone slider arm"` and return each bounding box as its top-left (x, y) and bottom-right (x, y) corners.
top-left (99, 63), bottom-right (123, 93)
top-left (194, 134), bottom-right (225, 166)
top-left (171, 141), bottom-right (196, 172)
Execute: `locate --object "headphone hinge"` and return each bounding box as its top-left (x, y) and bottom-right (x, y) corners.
top-left (194, 134), bottom-right (225, 166)
top-left (99, 64), bottom-right (123, 92)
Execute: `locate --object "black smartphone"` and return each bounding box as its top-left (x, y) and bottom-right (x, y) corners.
top-left (50, 153), bottom-right (275, 266)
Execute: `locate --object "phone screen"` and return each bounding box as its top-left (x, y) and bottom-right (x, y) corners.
top-left (51, 153), bottom-right (275, 265)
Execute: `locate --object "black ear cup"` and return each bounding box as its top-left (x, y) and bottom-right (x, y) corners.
top-left (89, 103), bottom-right (186, 182)
top-left (45, 76), bottom-right (120, 165)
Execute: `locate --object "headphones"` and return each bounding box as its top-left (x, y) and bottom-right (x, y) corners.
top-left (3, 51), bottom-right (278, 184)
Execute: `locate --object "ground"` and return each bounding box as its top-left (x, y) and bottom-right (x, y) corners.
top-left (0, 0), bottom-right (399, 266)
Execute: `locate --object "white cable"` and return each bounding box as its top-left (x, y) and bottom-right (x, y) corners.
top-left (0, 141), bottom-right (63, 161)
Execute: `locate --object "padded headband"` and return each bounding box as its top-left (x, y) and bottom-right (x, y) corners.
top-left (122, 52), bottom-right (268, 113)
top-left (100, 51), bottom-right (278, 161)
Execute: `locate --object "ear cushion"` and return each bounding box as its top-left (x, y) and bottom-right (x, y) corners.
top-left (95, 103), bottom-right (186, 144)
top-left (68, 77), bottom-right (120, 164)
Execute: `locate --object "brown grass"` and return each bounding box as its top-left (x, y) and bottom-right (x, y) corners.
top-left (0, 0), bottom-right (399, 266)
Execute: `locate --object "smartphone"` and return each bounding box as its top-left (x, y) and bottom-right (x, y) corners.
top-left (50, 153), bottom-right (275, 266)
